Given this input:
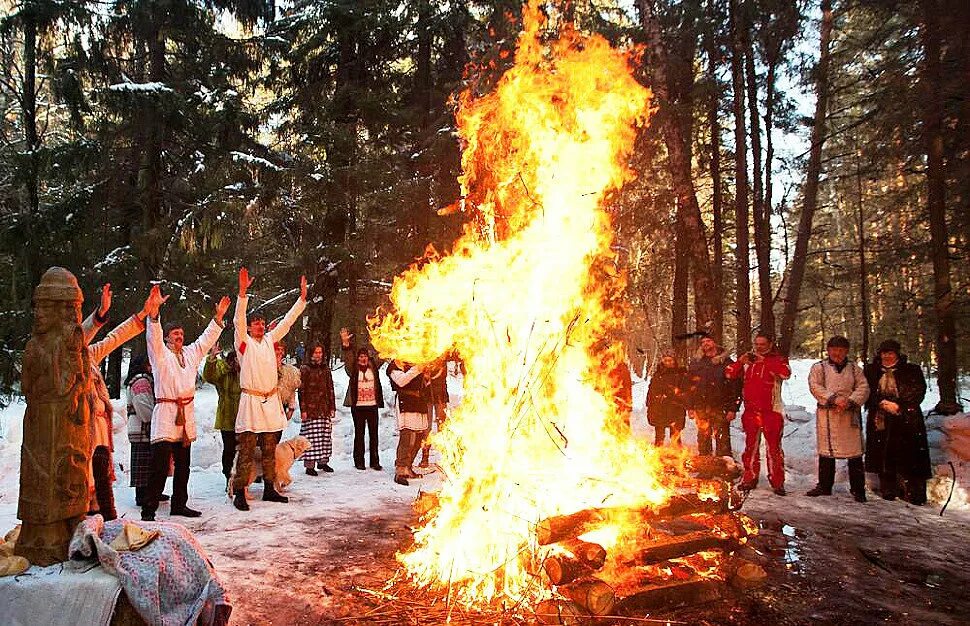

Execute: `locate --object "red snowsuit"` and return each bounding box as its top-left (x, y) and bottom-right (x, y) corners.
top-left (726, 352), bottom-right (791, 489)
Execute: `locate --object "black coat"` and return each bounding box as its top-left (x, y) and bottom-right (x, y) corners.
top-left (647, 364), bottom-right (689, 427)
top-left (686, 349), bottom-right (743, 413)
top-left (863, 356), bottom-right (930, 479)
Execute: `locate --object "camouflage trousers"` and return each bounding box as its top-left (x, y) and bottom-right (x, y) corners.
top-left (233, 430), bottom-right (281, 492)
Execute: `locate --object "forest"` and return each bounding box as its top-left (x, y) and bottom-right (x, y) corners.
top-left (0, 0), bottom-right (966, 414)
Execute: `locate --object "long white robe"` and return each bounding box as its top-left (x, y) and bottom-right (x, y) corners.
top-left (233, 294), bottom-right (306, 433)
top-left (82, 312), bottom-right (147, 449)
top-left (147, 317), bottom-right (224, 443)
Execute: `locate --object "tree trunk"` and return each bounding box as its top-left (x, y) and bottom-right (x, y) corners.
top-left (745, 9), bottom-right (774, 338)
top-left (763, 39), bottom-right (781, 335)
top-left (730, 0), bottom-right (752, 351)
top-left (704, 4), bottom-right (724, 343)
top-left (309, 16), bottom-right (360, 349)
top-left (412, 0), bottom-right (435, 243)
top-left (672, 198), bottom-right (689, 356)
top-left (920, 0), bottom-right (961, 413)
top-left (778, 0), bottom-right (833, 356)
top-left (637, 0), bottom-right (718, 337)
top-left (854, 137), bottom-right (870, 360)
top-left (21, 6), bottom-right (40, 300)
top-left (136, 21), bottom-right (167, 280)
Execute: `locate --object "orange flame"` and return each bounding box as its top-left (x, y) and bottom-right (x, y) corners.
top-left (368, 1), bottom-right (662, 607)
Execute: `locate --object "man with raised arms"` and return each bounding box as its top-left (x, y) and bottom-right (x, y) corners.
top-left (142, 289), bottom-right (230, 521)
top-left (232, 267), bottom-right (307, 511)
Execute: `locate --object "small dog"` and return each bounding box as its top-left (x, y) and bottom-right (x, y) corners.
top-left (228, 435), bottom-right (312, 498)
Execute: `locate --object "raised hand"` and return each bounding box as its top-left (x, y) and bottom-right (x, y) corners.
top-left (340, 327), bottom-right (352, 347)
top-left (98, 283), bottom-right (112, 318)
top-left (143, 284), bottom-right (169, 319)
top-left (214, 295), bottom-right (231, 324)
top-left (300, 275), bottom-right (308, 301)
top-left (239, 267), bottom-right (255, 297)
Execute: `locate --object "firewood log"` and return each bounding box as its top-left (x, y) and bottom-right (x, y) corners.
top-left (535, 599), bottom-right (589, 625)
top-left (626, 531), bottom-right (737, 566)
top-left (615, 578), bottom-right (725, 614)
top-left (543, 554), bottom-right (593, 585)
top-left (537, 495), bottom-right (727, 546)
top-left (656, 512), bottom-right (748, 539)
top-left (560, 538), bottom-right (607, 569)
top-left (560, 577), bottom-right (616, 616)
top-left (536, 509), bottom-right (607, 545)
top-left (686, 455), bottom-right (743, 480)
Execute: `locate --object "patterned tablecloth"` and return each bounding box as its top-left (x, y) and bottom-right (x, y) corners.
top-left (69, 516), bottom-right (232, 626)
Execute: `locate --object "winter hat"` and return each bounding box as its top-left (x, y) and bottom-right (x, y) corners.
top-left (877, 339), bottom-right (901, 355)
top-left (826, 336), bottom-right (850, 349)
top-left (661, 348), bottom-right (677, 360)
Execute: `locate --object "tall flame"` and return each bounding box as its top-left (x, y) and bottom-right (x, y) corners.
top-left (369, 1), bottom-right (665, 607)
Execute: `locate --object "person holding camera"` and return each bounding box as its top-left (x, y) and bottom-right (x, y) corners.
top-left (807, 336), bottom-right (870, 501)
top-left (725, 333), bottom-right (791, 495)
top-left (863, 339), bottom-right (929, 504)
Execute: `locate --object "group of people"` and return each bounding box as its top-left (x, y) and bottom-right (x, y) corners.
top-left (646, 333), bottom-right (931, 504)
top-left (101, 267), bottom-right (453, 523)
top-left (79, 269), bottom-right (931, 525)
top-left (84, 268), bottom-right (325, 521)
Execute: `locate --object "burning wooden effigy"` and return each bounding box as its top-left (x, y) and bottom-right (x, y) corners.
top-left (363, 1), bottom-right (765, 623)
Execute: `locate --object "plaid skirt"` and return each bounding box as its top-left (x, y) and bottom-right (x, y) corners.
top-left (300, 416), bottom-right (333, 462)
top-left (129, 442), bottom-right (153, 488)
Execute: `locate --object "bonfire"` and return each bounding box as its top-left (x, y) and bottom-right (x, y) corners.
top-left (367, 1), bottom-right (757, 621)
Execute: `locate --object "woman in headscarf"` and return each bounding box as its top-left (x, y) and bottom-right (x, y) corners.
top-left (299, 344), bottom-right (337, 474)
top-left (863, 339), bottom-right (929, 504)
top-left (126, 354), bottom-right (165, 507)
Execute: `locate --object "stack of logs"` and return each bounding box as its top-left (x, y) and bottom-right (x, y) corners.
top-left (535, 456), bottom-right (754, 624)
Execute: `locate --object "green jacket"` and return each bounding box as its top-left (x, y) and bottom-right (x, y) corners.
top-left (203, 355), bottom-right (241, 431)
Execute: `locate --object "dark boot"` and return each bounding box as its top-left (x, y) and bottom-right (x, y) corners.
top-left (808, 456), bottom-right (835, 496)
top-left (263, 483), bottom-right (289, 503)
top-left (905, 478), bottom-right (927, 505)
top-left (170, 505), bottom-right (202, 517)
top-left (848, 456), bottom-right (866, 501)
top-left (233, 491), bottom-right (250, 511)
top-left (135, 486), bottom-right (148, 507)
top-left (879, 472), bottom-right (898, 500)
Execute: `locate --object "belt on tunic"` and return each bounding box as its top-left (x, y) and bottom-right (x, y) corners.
top-left (156, 396), bottom-right (194, 426)
top-left (242, 387), bottom-right (278, 403)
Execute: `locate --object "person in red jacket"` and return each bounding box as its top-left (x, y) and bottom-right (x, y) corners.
top-left (726, 333), bottom-right (792, 495)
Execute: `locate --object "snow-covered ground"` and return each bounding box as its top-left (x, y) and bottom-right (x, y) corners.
top-left (1, 358), bottom-right (969, 624)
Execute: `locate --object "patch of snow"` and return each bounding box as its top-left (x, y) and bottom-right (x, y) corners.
top-left (106, 82), bottom-right (174, 94)
top-left (93, 245), bottom-right (131, 270)
top-left (231, 151), bottom-right (282, 171)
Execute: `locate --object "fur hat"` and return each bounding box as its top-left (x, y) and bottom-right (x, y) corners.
top-left (877, 339), bottom-right (901, 355)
